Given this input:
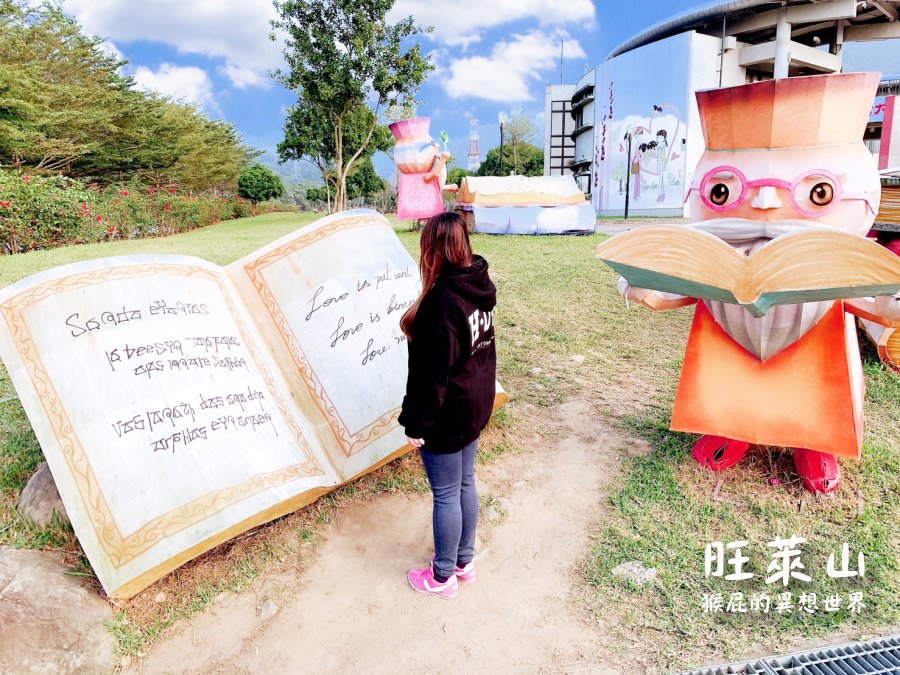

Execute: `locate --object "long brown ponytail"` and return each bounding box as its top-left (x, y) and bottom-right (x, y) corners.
top-left (400, 212), bottom-right (473, 339)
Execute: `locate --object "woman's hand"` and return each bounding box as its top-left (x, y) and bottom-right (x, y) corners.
top-left (617, 276), bottom-right (695, 311)
top-left (406, 436), bottom-right (424, 448)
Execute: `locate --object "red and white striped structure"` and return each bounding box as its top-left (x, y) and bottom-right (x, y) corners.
top-left (467, 119), bottom-right (481, 172)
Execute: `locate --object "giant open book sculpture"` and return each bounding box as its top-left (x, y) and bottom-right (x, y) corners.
top-left (456, 175), bottom-right (596, 235)
top-left (0, 210), bottom-right (507, 598)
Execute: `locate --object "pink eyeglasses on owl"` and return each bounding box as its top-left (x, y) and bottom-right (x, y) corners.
top-left (685, 165), bottom-right (878, 218)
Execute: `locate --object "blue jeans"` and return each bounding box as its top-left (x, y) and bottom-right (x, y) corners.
top-left (419, 439), bottom-right (479, 579)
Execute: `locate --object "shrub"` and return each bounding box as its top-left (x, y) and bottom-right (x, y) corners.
top-left (0, 170), bottom-right (294, 254)
top-left (238, 164), bottom-right (285, 205)
top-left (0, 172), bottom-right (100, 253)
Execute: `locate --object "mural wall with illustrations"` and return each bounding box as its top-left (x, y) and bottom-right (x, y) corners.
top-left (592, 33), bottom-right (693, 215)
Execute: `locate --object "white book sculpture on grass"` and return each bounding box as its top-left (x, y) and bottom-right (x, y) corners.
top-left (0, 209), bottom-right (507, 598)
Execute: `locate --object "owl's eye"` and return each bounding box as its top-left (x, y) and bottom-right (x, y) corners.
top-left (810, 182), bottom-right (835, 206)
top-left (709, 183), bottom-right (730, 206)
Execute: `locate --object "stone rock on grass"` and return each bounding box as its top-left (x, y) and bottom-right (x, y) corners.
top-left (259, 598), bottom-right (278, 621)
top-left (0, 547), bottom-right (116, 674)
top-left (17, 462), bottom-right (69, 527)
top-left (610, 560), bottom-right (657, 587)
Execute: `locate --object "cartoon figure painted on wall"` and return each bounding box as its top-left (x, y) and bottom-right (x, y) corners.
top-left (631, 139), bottom-right (644, 200)
top-left (597, 73), bottom-right (900, 494)
top-left (389, 117), bottom-right (455, 222)
top-left (640, 103), bottom-right (679, 203)
top-left (653, 129), bottom-right (669, 202)
top-left (622, 104), bottom-right (682, 205)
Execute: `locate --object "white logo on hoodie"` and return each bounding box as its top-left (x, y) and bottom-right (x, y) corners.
top-left (467, 309), bottom-right (494, 353)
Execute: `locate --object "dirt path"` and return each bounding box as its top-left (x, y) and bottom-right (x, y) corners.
top-left (126, 401), bottom-right (629, 674)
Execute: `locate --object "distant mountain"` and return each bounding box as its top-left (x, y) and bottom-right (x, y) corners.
top-left (253, 149), bottom-right (397, 186)
top-left (254, 152), bottom-right (325, 185)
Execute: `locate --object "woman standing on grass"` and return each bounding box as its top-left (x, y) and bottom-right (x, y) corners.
top-left (399, 211), bottom-right (497, 600)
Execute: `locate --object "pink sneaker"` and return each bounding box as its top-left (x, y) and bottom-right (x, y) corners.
top-left (431, 555), bottom-right (477, 584)
top-left (455, 561), bottom-right (476, 584)
top-left (407, 567), bottom-right (459, 599)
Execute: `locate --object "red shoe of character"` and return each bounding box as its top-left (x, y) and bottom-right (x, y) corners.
top-left (691, 435), bottom-right (750, 471)
top-left (792, 447), bottom-right (840, 493)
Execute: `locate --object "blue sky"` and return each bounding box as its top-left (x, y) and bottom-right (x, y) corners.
top-left (61, 0), bottom-right (900, 183)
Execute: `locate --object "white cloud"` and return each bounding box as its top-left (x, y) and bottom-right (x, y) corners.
top-left (61, 0), bottom-right (600, 105)
top-left (391, 0), bottom-right (595, 48)
top-left (132, 63), bottom-right (219, 113)
top-left (427, 49), bottom-right (447, 80)
top-left (219, 63), bottom-right (271, 90)
top-left (98, 40), bottom-right (123, 61)
top-left (444, 30), bottom-right (587, 102)
top-left (62, 0), bottom-right (282, 89)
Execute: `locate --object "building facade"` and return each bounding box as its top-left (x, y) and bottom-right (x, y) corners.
top-left (570, 69), bottom-right (596, 196)
top-left (589, 31), bottom-right (745, 217)
top-left (543, 84), bottom-right (576, 177)
top-left (868, 81), bottom-right (900, 171)
top-left (543, 0), bottom-right (900, 216)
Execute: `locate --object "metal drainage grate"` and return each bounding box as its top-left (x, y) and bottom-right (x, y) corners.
top-left (681, 635), bottom-right (900, 675)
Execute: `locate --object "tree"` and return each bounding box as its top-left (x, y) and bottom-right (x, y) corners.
top-left (278, 101), bottom-right (392, 213)
top-left (306, 186), bottom-right (329, 202)
top-left (0, 1), bottom-right (134, 173)
top-left (477, 142), bottom-right (544, 177)
top-left (446, 165), bottom-right (473, 187)
top-left (0, 1), bottom-right (257, 188)
top-left (346, 157), bottom-right (386, 202)
top-left (272, 0), bottom-right (432, 211)
top-left (504, 105), bottom-right (537, 173)
top-left (238, 164), bottom-right (285, 206)
top-left (166, 114), bottom-right (259, 192)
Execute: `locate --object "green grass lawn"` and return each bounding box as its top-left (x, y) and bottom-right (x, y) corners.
top-left (471, 228), bottom-right (899, 668)
top-left (0, 212), bottom-right (328, 287)
top-left (0, 211), bottom-right (897, 668)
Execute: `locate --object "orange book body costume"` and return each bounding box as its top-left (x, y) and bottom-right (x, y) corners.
top-left (671, 300), bottom-right (864, 459)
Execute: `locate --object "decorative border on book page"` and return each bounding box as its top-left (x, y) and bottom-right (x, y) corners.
top-left (243, 215), bottom-right (401, 457)
top-left (0, 264), bottom-right (325, 569)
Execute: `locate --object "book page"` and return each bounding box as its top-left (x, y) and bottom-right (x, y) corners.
top-left (227, 210), bottom-right (421, 481)
top-left (0, 255), bottom-right (338, 598)
top-left (597, 225), bottom-right (900, 316)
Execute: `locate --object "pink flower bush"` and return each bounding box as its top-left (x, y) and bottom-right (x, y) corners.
top-left (0, 170), bottom-right (291, 254)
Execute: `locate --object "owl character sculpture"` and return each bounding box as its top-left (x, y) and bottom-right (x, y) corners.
top-left (389, 117), bottom-right (452, 222)
top-left (598, 73), bottom-right (900, 493)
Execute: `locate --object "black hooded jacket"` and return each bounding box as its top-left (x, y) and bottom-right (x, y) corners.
top-left (399, 255), bottom-right (497, 454)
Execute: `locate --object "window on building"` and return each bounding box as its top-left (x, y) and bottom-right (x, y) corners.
top-left (549, 100), bottom-right (575, 175)
top-left (574, 107), bottom-right (583, 129)
top-left (575, 173), bottom-right (590, 194)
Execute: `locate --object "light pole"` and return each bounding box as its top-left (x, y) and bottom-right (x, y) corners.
top-left (499, 122), bottom-right (506, 176)
top-left (623, 128), bottom-right (633, 220)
